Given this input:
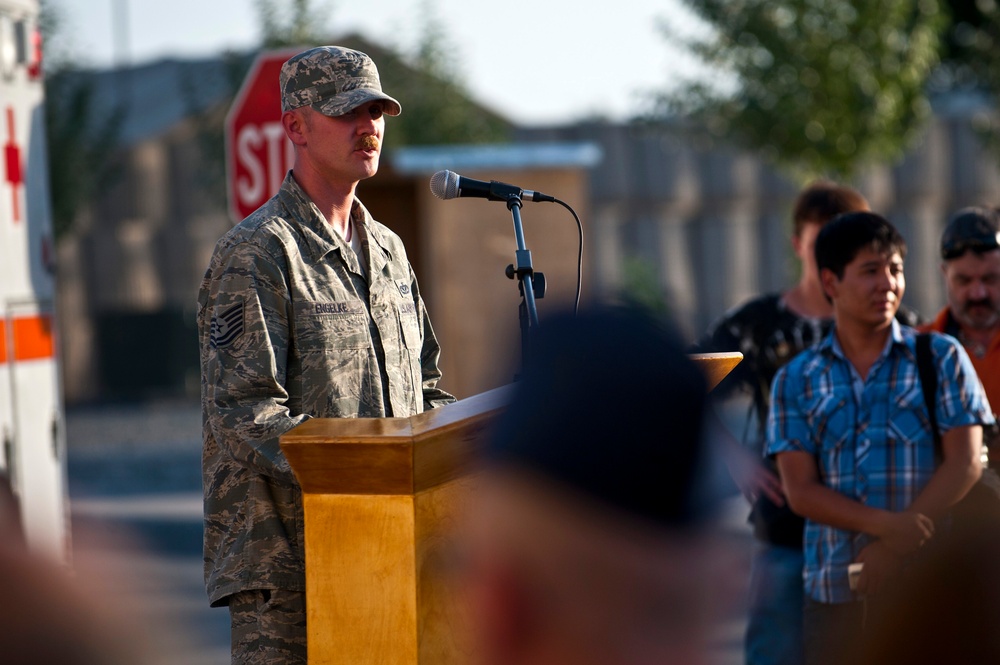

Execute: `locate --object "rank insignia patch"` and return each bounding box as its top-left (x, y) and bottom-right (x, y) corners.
top-left (398, 282), bottom-right (410, 297)
top-left (210, 302), bottom-right (245, 349)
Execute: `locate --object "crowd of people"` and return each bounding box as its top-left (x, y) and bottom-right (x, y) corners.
top-left (184, 42), bottom-right (1000, 665)
top-left (1, 32), bottom-right (997, 665)
top-left (699, 192), bottom-right (1000, 665)
top-left (188, 42), bottom-right (1000, 665)
top-left (2, 39), bottom-right (996, 665)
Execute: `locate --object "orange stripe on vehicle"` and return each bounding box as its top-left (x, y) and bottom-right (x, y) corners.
top-left (0, 320), bottom-right (6, 363)
top-left (12, 314), bottom-right (55, 361)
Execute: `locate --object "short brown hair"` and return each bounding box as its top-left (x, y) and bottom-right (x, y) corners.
top-left (792, 181), bottom-right (869, 237)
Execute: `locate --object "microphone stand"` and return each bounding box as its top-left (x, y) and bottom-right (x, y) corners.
top-left (503, 194), bottom-right (544, 372)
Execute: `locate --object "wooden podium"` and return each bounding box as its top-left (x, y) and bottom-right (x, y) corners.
top-left (280, 352), bottom-right (741, 665)
top-left (689, 352), bottom-right (743, 391)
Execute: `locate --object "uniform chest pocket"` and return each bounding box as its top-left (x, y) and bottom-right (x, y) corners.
top-left (294, 302), bottom-right (369, 352)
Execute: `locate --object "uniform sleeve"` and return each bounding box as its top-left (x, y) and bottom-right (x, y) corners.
top-left (935, 334), bottom-right (996, 431)
top-left (410, 267), bottom-right (455, 409)
top-left (765, 364), bottom-right (814, 457)
top-left (198, 239), bottom-right (306, 483)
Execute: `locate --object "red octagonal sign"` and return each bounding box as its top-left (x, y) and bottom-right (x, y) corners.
top-left (226, 49), bottom-right (299, 223)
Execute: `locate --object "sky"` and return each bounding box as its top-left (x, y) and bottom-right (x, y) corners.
top-left (49, 0), bottom-right (707, 126)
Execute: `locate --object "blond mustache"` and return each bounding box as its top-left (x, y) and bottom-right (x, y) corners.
top-left (357, 135), bottom-right (380, 151)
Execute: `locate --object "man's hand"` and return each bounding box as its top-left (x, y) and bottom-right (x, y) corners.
top-left (876, 510), bottom-right (934, 555)
top-left (738, 462), bottom-right (786, 506)
top-left (724, 441), bottom-right (786, 505)
top-left (854, 541), bottom-right (902, 596)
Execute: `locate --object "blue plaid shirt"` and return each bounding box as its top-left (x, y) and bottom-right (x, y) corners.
top-left (766, 321), bottom-right (993, 603)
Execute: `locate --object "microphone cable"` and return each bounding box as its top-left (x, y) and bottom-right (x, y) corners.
top-left (549, 197), bottom-right (584, 316)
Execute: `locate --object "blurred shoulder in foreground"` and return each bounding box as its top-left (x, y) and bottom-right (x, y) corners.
top-left (861, 513), bottom-right (1000, 665)
top-left (459, 305), bottom-right (743, 665)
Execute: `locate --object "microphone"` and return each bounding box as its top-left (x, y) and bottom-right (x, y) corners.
top-left (429, 170), bottom-right (555, 203)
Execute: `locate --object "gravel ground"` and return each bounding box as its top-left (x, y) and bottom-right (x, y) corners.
top-left (65, 398), bottom-right (202, 450)
top-left (65, 398), bottom-right (229, 665)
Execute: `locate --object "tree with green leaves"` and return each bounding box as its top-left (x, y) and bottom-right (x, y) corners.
top-left (188, 0), bottom-right (508, 196)
top-left (657, 0), bottom-right (948, 181)
top-left (379, 0), bottom-right (509, 145)
top-left (934, 0), bottom-right (1000, 151)
top-left (250, 0), bottom-right (507, 145)
top-left (255, 0), bottom-right (335, 49)
top-left (40, 0), bottom-right (124, 239)
top-left (937, 0), bottom-right (1000, 92)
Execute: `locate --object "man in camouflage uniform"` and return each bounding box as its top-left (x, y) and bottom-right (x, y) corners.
top-left (198, 46), bottom-right (454, 664)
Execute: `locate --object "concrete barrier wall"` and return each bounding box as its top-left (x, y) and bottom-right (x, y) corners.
top-left (56, 105), bottom-right (1000, 402)
top-left (519, 107), bottom-right (1000, 339)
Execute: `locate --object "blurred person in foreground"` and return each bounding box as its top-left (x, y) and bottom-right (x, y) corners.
top-left (0, 543), bottom-right (148, 665)
top-left (0, 480), bottom-right (162, 665)
top-left (920, 206), bottom-right (1000, 463)
top-left (198, 45), bottom-right (454, 664)
top-left (460, 306), bottom-right (742, 665)
top-left (859, 522), bottom-right (1000, 665)
top-left (767, 212), bottom-right (991, 665)
top-left (695, 181), bottom-right (918, 665)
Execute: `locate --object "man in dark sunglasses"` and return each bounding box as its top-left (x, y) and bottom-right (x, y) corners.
top-left (921, 206), bottom-right (1000, 464)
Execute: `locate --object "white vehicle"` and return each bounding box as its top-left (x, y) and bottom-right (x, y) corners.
top-left (0, 0), bottom-right (68, 562)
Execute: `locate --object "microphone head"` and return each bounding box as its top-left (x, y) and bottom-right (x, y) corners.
top-left (429, 170), bottom-right (461, 200)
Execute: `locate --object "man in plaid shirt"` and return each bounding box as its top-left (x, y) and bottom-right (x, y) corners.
top-left (766, 212), bottom-right (993, 665)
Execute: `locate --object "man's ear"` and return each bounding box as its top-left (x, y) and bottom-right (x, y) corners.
top-left (791, 232), bottom-right (803, 258)
top-left (282, 110), bottom-right (308, 146)
top-left (820, 268), bottom-right (838, 302)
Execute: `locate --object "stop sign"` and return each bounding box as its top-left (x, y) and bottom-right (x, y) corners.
top-left (225, 49), bottom-right (299, 223)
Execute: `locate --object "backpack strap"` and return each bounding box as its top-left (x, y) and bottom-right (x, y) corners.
top-left (915, 332), bottom-right (943, 460)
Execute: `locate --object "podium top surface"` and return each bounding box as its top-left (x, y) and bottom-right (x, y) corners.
top-left (280, 386), bottom-right (512, 496)
top-left (688, 352), bottom-right (743, 391)
top-left (280, 354), bottom-right (742, 496)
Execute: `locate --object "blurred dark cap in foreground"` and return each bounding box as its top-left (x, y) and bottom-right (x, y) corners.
top-left (485, 306), bottom-right (718, 528)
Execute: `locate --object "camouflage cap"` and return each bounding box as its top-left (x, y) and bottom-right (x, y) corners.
top-left (280, 46), bottom-right (402, 117)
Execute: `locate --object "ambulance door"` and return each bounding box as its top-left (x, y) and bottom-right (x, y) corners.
top-left (0, 314), bottom-right (13, 484)
top-left (0, 0), bottom-right (69, 560)
top-left (3, 301), bottom-right (67, 558)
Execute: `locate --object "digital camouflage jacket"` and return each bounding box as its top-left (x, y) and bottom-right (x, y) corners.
top-left (198, 173), bottom-right (454, 606)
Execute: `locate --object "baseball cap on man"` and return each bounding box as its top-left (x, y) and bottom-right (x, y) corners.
top-left (280, 46), bottom-right (402, 117)
top-left (940, 206), bottom-right (1000, 260)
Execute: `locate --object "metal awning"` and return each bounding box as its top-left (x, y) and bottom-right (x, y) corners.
top-left (389, 142), bottom-right (603, 174)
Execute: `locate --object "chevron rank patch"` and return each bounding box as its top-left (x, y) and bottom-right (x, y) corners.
top-left (210, 301), bottom-right (245, 349)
